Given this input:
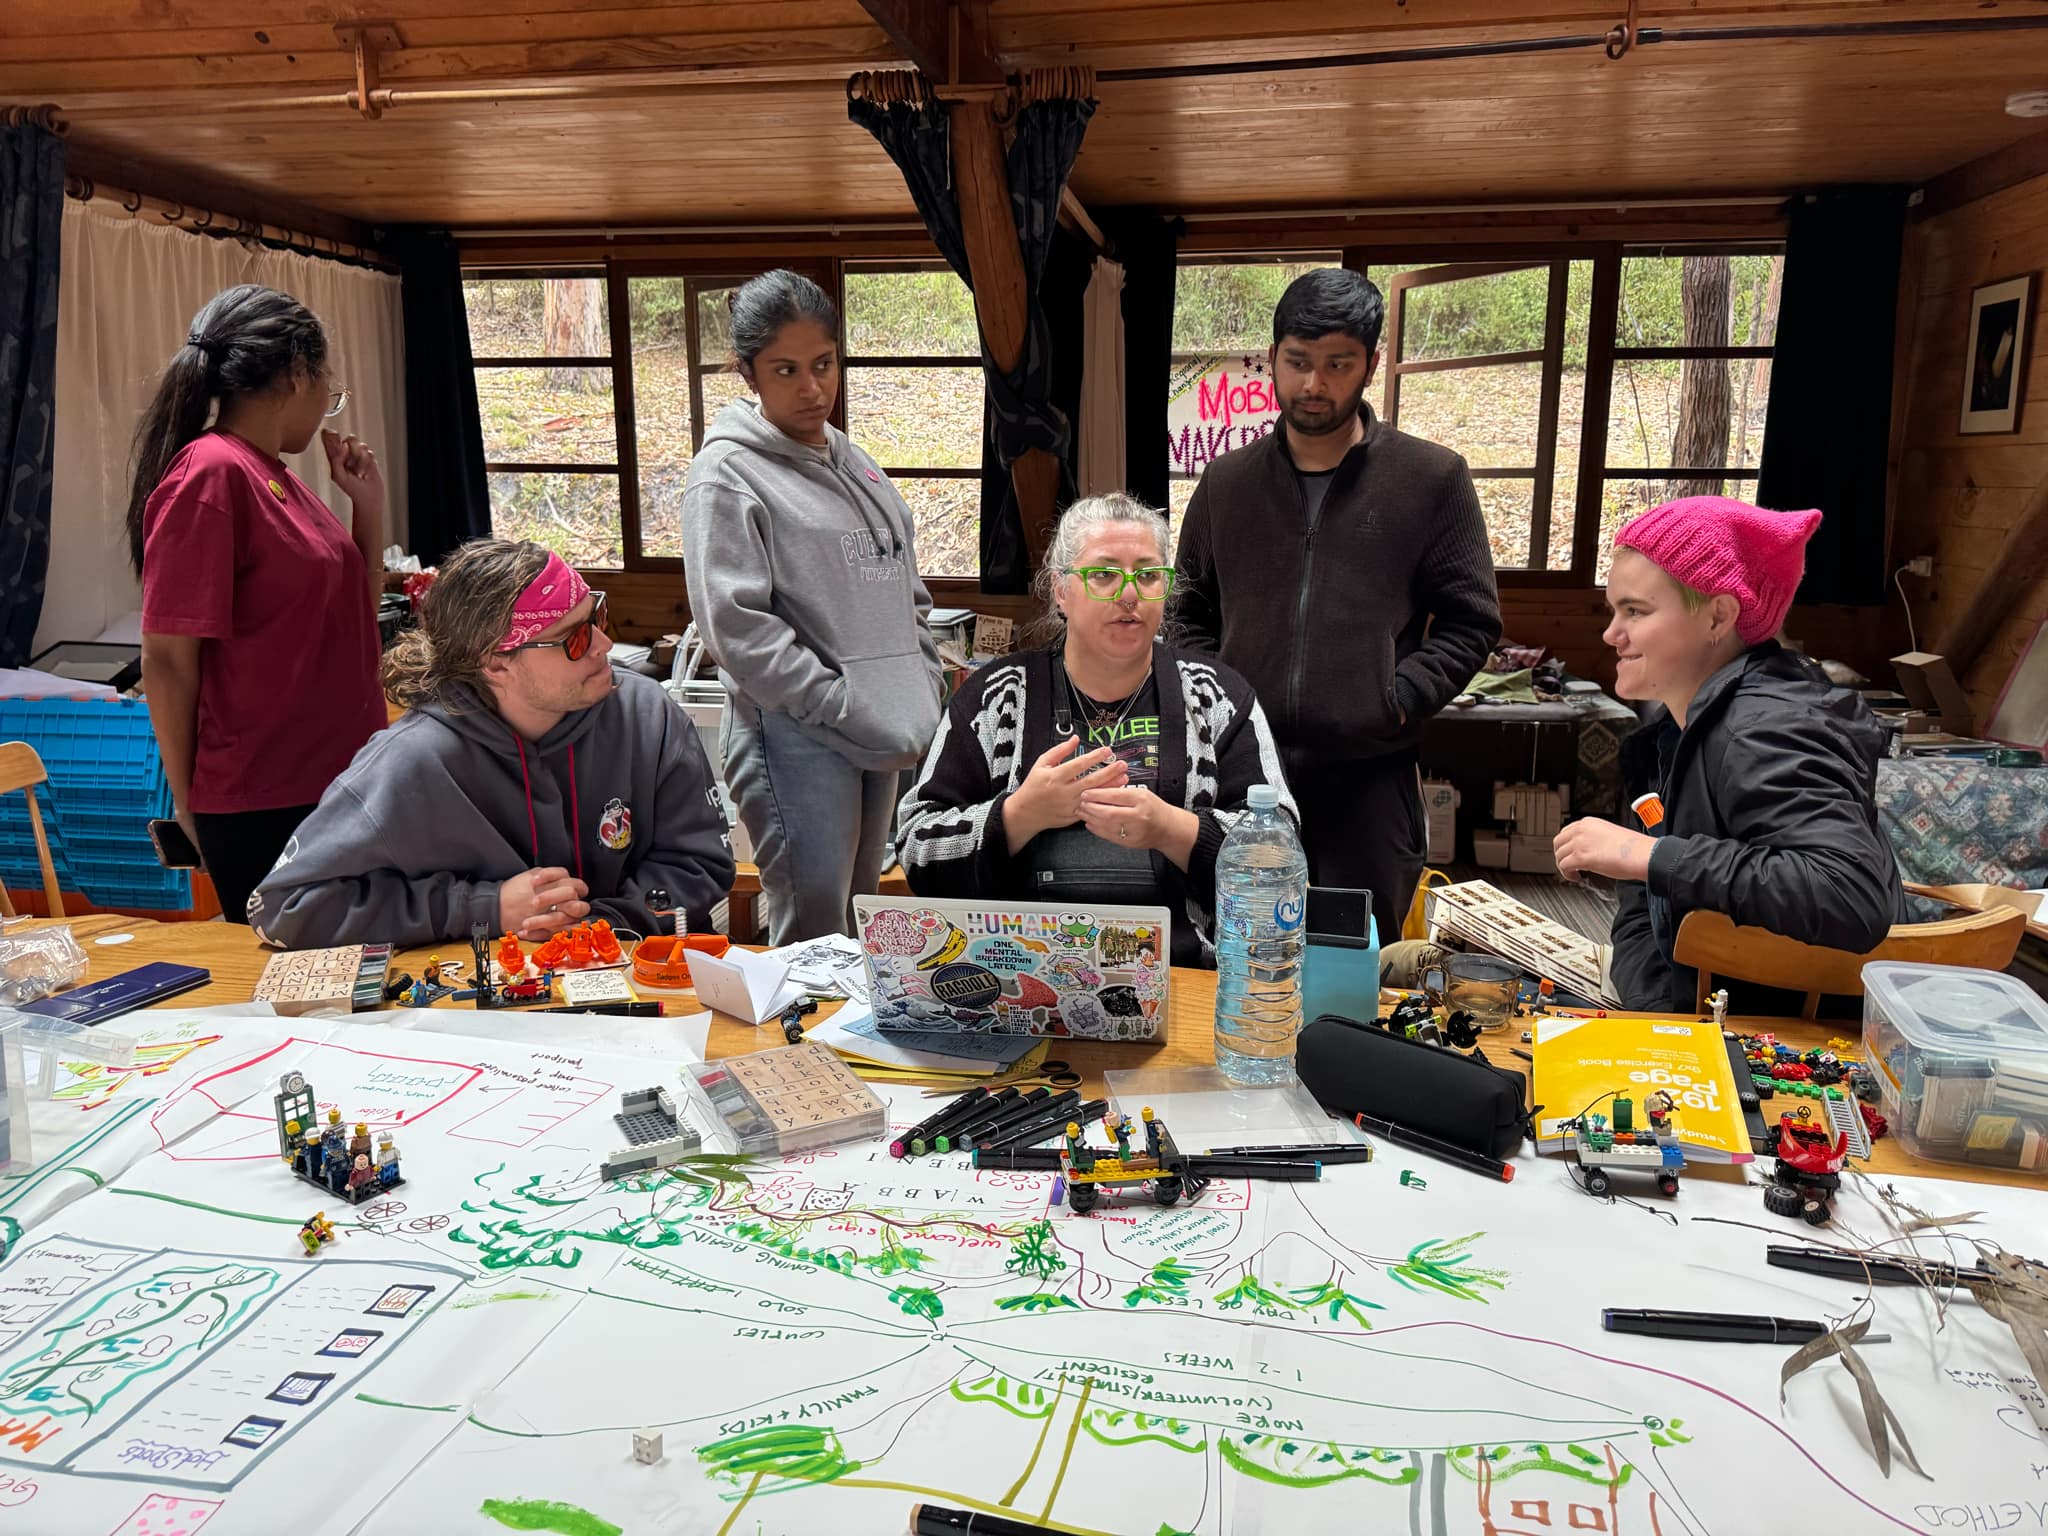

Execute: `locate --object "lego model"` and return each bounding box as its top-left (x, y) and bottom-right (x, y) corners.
top-left (1059, 1106), bottom-right (1202, 1214)
top-left (298, 1211), bottom-right (337, 1256)
top-left (1762, 1113), bottom-right (1848, 1226)
top-left (1565, 1090), bottom-right (1686, 1198)
top-left (529, 919), bottom-right (626, 975)
top-left (599, 1085), bottom-right (702, 1181)
top-left (274, 1071), bottom-right (405, 1205)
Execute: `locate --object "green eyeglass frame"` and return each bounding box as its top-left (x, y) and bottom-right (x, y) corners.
top-left (1064, 565), bottom-right (1176, 602)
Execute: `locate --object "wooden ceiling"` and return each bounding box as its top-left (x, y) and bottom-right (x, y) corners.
top-left (6, 0), bottom-right (2048, 235)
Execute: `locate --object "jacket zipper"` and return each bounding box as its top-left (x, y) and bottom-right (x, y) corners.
top-left (1286, 469), bottom-right (1319, 733)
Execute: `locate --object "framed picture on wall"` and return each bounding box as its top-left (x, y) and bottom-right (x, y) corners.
top-left (1960, 273), bottom-right (2034, 434)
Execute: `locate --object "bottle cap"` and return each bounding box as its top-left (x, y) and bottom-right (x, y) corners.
top-left (1247, 785), bottom-right (1280, 811)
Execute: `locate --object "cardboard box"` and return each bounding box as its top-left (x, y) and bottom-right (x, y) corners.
top-left (1472, 829), bottom-right (1512, 869)
top-left (1420, 779), bottom-right (1459, 864)
top-left (1509, 833), bottom-right (1559, 875)
top-left (1891, 652), bottom-right (1974, 735)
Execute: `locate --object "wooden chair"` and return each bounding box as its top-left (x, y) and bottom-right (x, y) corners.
top-left (1674, 905), bottom-right (2027, 1019)
top-left (0, 742), bottom-right (65, 919)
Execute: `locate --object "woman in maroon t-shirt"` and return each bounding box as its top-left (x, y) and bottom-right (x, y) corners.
top-left (127, 284), bottom-right (389, 922)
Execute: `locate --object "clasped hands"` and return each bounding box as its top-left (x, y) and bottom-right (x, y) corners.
top-left (1008, 737), bottom-right (1176, 850)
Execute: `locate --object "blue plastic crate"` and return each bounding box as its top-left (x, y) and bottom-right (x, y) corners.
top-left (0, 699), bottom-right (161, 791)
top-left (0, 696), bottom-right (191, 911)
top-left (69, 868), bottom-right (193, 910)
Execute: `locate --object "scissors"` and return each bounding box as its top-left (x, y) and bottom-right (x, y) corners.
top-left (921, 1059), bottom-right (1083, 1096)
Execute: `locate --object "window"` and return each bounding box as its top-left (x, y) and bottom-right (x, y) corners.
top-left (1600, 249), bottom-right (1782, 577)
top-left (1167, 259), bottom-right (1336, 547)
top-left (1166, 245), bottom-right (1781, 583)
top-left (842, 265), bottom-right (985, 577)
top-left (1379, 259), bottom-right (1594, 571)
top-left (464, 272), bottom-right (623, 568)
top-left (625, 276), bottom-right (771, 560)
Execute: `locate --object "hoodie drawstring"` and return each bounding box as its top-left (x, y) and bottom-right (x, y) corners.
top-left (566, 743), bottom-right (584, 884)
top-left (514, 735), bottom-right (586, 885)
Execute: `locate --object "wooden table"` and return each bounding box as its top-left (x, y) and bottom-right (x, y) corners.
top-left (30, 914), bottom-right (2048, 1190)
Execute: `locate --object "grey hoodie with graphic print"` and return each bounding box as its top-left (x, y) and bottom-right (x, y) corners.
top-left (682, 398), bottom-right (944, 771)
top-left (246, 669), bottom-right (735, 948)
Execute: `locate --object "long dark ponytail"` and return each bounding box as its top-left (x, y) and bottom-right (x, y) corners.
top-left (125, 284), bottom-right (329, 574)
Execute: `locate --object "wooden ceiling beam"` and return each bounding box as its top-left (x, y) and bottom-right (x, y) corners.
top-left (852, 0), bottom-right (949, 81)
top-left (1920, 128), bottom-right (2048, 219)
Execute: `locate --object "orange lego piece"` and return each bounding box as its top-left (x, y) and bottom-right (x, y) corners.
top-left (590, 919), bottom-right (623, 965)
top-left (497, 934), bottom-right (525, 976)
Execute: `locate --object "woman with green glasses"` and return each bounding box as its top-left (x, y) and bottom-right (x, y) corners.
top-left (897, 493), bottom-right (1295, 967)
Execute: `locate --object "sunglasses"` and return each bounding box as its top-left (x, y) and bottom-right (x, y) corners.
top-left (504, 592), bottom-right (610, 662)
top-left (1066, 565), bottom-right (1175, 602)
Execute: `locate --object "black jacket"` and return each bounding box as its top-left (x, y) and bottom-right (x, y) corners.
top-left (1610, 641), bottom-right (1905, 1013)
top-left (1173, 403), bottom-right (1501, 760)
top-left (895, 643), bottom-right (1295, 968)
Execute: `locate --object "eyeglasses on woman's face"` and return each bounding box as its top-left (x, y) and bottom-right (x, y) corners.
top-left (1065, 565), bottom-right (1176, 602)
top-left (325, 384), bottom-right (351, 417)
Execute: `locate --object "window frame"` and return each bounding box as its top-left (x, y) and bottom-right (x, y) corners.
top-left (1380, 257), bottom-right (1572, 572)
top-left (1600, 242), bottom-right (1780, 520)
top-left (466, 264), bottom-right (629, 566)
top-left (1169, 242), bottom-right (1781, 588)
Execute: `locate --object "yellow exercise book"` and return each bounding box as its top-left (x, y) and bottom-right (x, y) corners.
top-left (1533, 1014), bottom-right (1754, 1163)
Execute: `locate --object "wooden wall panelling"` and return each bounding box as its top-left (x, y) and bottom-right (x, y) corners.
top-left (1893, 167), bottom-right (2048, 719)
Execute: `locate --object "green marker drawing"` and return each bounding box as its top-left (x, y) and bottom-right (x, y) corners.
top-left (477, 1497), bottom-right (622, 1536)
top-left (1388, 1232), bottom-right (1509, 1304)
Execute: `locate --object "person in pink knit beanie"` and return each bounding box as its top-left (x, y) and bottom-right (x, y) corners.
top-left (1552, 495), bottom-right (1903, 1013)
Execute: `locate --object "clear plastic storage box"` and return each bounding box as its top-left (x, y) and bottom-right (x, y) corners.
top-left (1862, 961), bottom-right (2048, 1170)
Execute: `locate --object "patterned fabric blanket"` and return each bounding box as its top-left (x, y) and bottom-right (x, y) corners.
top-left (1875, 759), bottom-right (2048, 891)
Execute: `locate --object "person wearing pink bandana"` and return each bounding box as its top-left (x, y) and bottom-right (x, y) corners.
top-left (247, 539), bottom-right (735, 949)
top-left (1552, 496), bottom-right (1902, 1013)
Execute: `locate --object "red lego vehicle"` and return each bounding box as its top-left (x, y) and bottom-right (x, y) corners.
top-left (1762, 1114), bottom-right (1847, 1226)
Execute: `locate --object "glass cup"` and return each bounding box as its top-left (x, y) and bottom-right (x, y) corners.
top-left (1423, 952), bottom-right (1522, 1034)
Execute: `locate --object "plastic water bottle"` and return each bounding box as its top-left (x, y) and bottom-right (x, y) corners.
top-left (1212, 784), bottom-right (1309, 1084)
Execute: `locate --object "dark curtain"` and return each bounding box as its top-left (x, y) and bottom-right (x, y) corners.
top-left (981, 223), bottom-right (1094, 585)
top-left (850, 92), bottom-right (1096, 590)
top-left (0, 123), bottom-right (64, 665)
top-left (386, 229), bottom-right (491, 566)
top-left (1757, 186), bottom-right (1910, 607)
top-left (1097, 211), bottom-right (1183, 511)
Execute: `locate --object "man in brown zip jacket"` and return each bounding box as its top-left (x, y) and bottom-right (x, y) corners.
top-left (1173, 267), bottom-right (1501, 946)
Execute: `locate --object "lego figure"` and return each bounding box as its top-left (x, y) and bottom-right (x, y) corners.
top-left (376, 1133), bottom-right (401, 1187)
top-left (1142, 1106), bottom-right (1162, 1160)
top-left (1064, 1121), bottom-right (1096, 1174)
top-left (298, 1212), bottom-right (336, 1256)
top-left (349, 1122), bottom-right (372, 1161)
top-left (282, 1118), bottom-right (303, 1170)
top-left (423, 955), bottom-right (443, 986)
top-left (301, 1127), bottom-right (323, 1180)
top-left (1108, 1112), bottom-right (1134, 1160)
top-left (347, 1153), bottom-right (375, 1200)
top-left (498, 934), bottom-right (526, 977)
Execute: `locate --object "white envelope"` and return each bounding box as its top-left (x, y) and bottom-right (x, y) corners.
top-left (687, 946), bottom-right (804, 1024)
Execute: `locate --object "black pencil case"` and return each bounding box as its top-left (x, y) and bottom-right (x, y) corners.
top-left (1296, 1013), bottom-right (1532, 1160)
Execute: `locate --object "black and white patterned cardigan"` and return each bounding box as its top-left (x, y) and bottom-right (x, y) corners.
top-left (894, 642), bottom-right (1296, 967)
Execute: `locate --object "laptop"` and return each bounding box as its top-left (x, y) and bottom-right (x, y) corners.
top-left (853, 896), bottom-right (1170, 1042)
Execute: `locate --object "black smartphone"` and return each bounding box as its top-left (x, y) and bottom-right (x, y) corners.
top-left (147, 818), bottom-right (203, 869)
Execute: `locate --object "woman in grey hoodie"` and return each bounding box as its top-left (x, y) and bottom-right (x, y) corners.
top-left (682, 271), bottom-right (944, 943)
